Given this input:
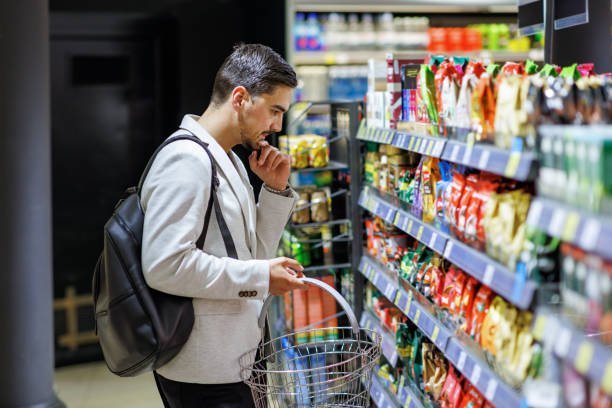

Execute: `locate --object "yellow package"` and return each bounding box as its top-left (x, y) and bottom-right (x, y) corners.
top-left (365, 151), bottom-right (380, 186)
top-left (421, 157), bottom-right (440, 223)
top-left (480, 296), bottom-right (506, 354)
top-left (307, 135), bottom-right (329, 168)
top-left (483, 193), bottom-right (502, 261)
top-left (509, 311), bottom-right (534, 381)
top-left (279, 135), bottom-right (309, 169)
top-left (494, 301), bottom-right (518, 369)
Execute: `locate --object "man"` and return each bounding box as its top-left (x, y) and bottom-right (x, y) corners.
top-left (140, 43), bottom-right (308, 407)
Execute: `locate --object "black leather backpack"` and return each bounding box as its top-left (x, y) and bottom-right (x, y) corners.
top-left (92, 134), bottom-right (237, 377)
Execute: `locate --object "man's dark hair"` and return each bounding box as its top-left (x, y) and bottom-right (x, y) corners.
top-left (211, 43), bottom-right (297, 106)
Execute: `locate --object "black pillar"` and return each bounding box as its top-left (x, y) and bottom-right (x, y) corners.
top-left (0, 0), bottom-right (64, 406)
top-left (546, 0), bottom-right (612, 72)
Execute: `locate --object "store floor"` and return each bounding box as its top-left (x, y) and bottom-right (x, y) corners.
top-left (54, 361), bottom-right (163, 407)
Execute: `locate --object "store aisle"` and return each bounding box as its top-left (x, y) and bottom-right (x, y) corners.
top-left (54, 361), bottom-right (163, 408)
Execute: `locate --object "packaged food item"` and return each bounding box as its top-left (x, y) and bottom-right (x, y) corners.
top-left (561, 63), bottom-right (582, 81)
top-left (396, 323), bottom-right (413, 358)
top-left (436, 161), bottom-right (453, 231)
top-left (410, 330), bottom-right (424, 388)
top-left (448, 172), bottom-right (467, 234)
top-left (508, 310), bottom-right (533, 381)
top-left (525, 59), bottom-right (539, 75)
top-left (459, 277), bottom-right (478, 333)
top-left (486, 63), bottom-right (500, 79)
top-left (440, 365), bottom-right (459, 408)
top-left (494, 75), bottom-right (530, 149)
top-left (421, 157), bottom-right (441, 223)
top-left (480, 296), bottom-right (506, 354)
top-left (459, 384), bottom-right (485, 408)
top-left (310, 190), bottom-right (329, 223)
top-left (307, 135), bottom-right (329, 167)
top-left (501, 61), bottom-right (525, 75)
top-left (402, 64), bottom-right (421, 122)
top-left (435, 60), bottom-right (461, 125)
top-left (439, 266), bottom-right (459, 311)
top-left (292, 191), bottom-right (311, 224)
top-left (470, 285), bottom-right (493, 342)
top-left (450, 271), bottom-right (467, 316)
top-left (388, 154), bottom-right (413, 193)
top-left (539, 63), bottom-right (561, 77)
top-left (471, 76), bottom-right (496, 138)
top-left (365, 150), bottom-right (380, 186)
top-left (411, 158), bottom-right (425, 220)
top-left (453, 62), bottom-right (486, 129)
top-left (476, 180), bottom-right (500, 249)
top-left (418, 64), bottom-right (439, 125)
top-left (279, 135), bottom-right (309, 168)
top-left (457, 174), bottom-right (479, 241)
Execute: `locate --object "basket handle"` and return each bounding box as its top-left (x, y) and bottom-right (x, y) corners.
top-left (258, 277), bottom-right (360, 337)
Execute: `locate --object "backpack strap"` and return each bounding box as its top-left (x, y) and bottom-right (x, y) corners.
top-left (138, 134), bottom-right (237, 258)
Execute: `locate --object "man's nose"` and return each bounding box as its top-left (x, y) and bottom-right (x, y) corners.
top-left (270, 117), bottom-right (282, 133)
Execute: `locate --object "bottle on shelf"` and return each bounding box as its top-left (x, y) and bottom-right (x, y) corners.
top-left (295, 13), bottom-right (307, 51)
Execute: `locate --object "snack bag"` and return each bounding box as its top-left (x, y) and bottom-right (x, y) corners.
top-left (509, 311), bottom-right (534, 381)
top-left (470, 285), bottom-right (493, 342)
top-left (494, 75), bottom-right (524, 149)
top-left (448, 172), bottom-right (467, 235)
top-left (308, 135), bottom-right (329, 167)
top-left (440, 365), bottom-right (459, 408)
top-left (453, 61), bottom-right (487, 128)
top-left (561, 63), bottom-right (582, 81)
top-left (577, 63), bottom-right (595, 78)
top-left (440, 266), bottom-right (459, 311)
top-left (459, 277), bottom-right (479, 333)
top-left (493, 301), bottom-right (518, 369)
top-left (471, 76), bottom-right (496, 138)
top-left (435, 60), bottom-right (461, 125)
top-left (501, 61), bottom-right (525, 75)
top-left (480, 296), bottom-right (506, 354)
top-left (486, 63), bottom-right (500, 79)
top-left (459, 384), bottom-right (485, 408)
top-left (464, 179), bottom-right (483, 247)
top-left (436, 161), bottom-right (453, 230)
top-left (411, 158), bottom-right (425, 220)
top-left (422, 157), bottom-right (441, 223)
top-left (540, 63), bottom-right (561, 77)
top-left (457, 174), bottom-right (479, 241)
top-left (450, 272), bottom-right (467, 316)
top-left (525, 59), bottom-right (539, 75)
top-left (418, 64), bottom-right (439, 125)
top-left (476, 180), bottom-right (499, 249)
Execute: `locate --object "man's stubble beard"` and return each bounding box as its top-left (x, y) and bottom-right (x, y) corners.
top-left (238, 115), bottom-right (259, 151)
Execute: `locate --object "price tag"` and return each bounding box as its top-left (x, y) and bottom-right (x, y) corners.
top-left (554, 328), bottom-right (572, 358)
top-left (462, 145), bottom-right (473, 165)
top-left (394, 211), bottom-right (402, 226)
top-left (323, 53), bottom-right (337, 65)
top-left (414, 309), bottom-right (421, 325)
top-left (532, 315), bottom-right (547, 341)
top-left (561, 212), bottom-right (580, 242)
top-left (579, 218), bottom-right (601, 251)
top-left (526, 200), bottom-right (543, 227)
top-left (549, 208), bottom-right (567, 237)
top-left (362, 264), bottom-right (370, 277)
top-left (483, 264), bottom-right (494, 286)
top-left (407, 219), bottom-right (414, 234)
top-left (417, 226), bottom-right (424, 241)
top-left (404, 293), bottom-right (413, 315)
top-left (394, 291), bottom-right (402, 305)
top-left (431, 326), bottom-right (440, 343)
top-left (404, 394), bottom-right (412, 408)
top-left (365, 320), bottom-right (372, 330)
top-left (444, 241), bottom-right (454, 259)
top-left (485, 379), bottom-right (498, 401)
top-left (602, 360), bottom-right (612, 395)
top-left (403, 216), bottom-right (411, 232)
top-left (471, 364), bottom-right (482, 385)
top-left (575, 342), bottom-right (594, 374)
top-left (408, 136), bottom-right (416, 151)
top-left (504, 151), bottom-right (521, 178)
top-left (457, 351), bottom-right (467, 371)
top-left (429, 232), bottom-right (438, 249)
top-left (425, 140), bottom-right (433, 155)
top-left (414, 138), bottom-right (422, 153)
top-left (435, 140), bottom-right (445, 157)
top-left (450, 144), bottom-right (460, 162)
top-left (385, 283), bottom-right (395, 300)
top-left (478, 150), bottom-right (490, 170)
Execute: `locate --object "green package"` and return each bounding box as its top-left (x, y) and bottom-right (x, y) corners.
top-left (525, 59), bottom-right (539, 75)
top-left (561, 63), bottom-right (582, 81)
top-left (486, 63), bottom-right (500, 78)
top-left (419, 64), bottom-right (439, 125)
top-left (539, 64), bottom-right (559, 78)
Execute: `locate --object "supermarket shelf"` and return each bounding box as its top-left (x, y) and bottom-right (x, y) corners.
top-left (532, 308), bottom-right (612, 396)
top-left (370, 373), bottom-right (401, 408)
top-left (292, 160), bottom-right (349, 173)
top-left (361, 310), bottom-right (399, 367)
top-left (293, 49), bottom-right (543, 65)
top-left (289, 218), bottom-right (351, 228)
top-left (356, 124), bottom-right (537, 181)
top-left (396, 383), bottom-right (426, 408)
top-left (303, 262), bottom-right (352, 272)
top-left (294, 0), bottom-right (517, 14)
top-left (358, 254), bottom-right (524, 408)
top-left (359, 186), bottom-right (537, 309)
top-left (526, 197), bottom-right (612, 261)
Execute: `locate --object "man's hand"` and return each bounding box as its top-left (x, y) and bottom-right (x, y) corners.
top-left (249, 142), bottom-right (291, 191)
top-left (268, 257), bottom-right (308, 296)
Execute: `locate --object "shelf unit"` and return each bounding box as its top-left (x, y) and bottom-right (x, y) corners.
top-left (292, 0), bottom-right (518, 14)
top-left (359, 254), bottom-right (525, 408)
top-left (359, 185), bottom-right (537, 309)
top-left (357, 124), bottom-right (538, 182)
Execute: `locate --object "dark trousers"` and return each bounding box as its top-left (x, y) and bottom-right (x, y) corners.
top-left (154, 372), bottom-right (256, 408)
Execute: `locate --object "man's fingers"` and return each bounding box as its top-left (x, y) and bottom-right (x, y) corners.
top-left (292, 277), bottom-right (309, 290)
top-left (282, 257), bottom-right (303, 271)
top-left (269, 152), bottom-right (284, 170)
top-left (258, 146), bottom-right (273, 165)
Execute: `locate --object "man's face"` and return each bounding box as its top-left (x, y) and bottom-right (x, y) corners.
top-left (238, 85), bottom-right (293, 151)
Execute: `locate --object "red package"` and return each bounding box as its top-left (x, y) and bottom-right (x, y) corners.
top-left (450, 272), bottom-right (467, 316)
top-left (470, 285), bottom-right (493, 343)
top-left (440, 365), bottom-right (459, 408)
top-left (464, 61), bottom-right (487, 78)
top-left (433, 262), bottom-right (447, 308)
top-left (460, 384), bottom-right (485, 408)
top-left (501, 61), bottom-right (525, 75)
top-left (440, 266), bottom-right (459, 311)
top-left (577, 63), bottom-right (595, 77)
top-left (435, 61), bottom-right (459, 114)
top-left (457, 174), bottom-right (479, 241)
top-left (464, 180), bottom-right (483, 247)
top-left (476, 181), bottom-right (499, 248)
top-left (448, 173), bottom-right (467, 236)
top-left (459, 277), bottom-right (479, 333)
top-left (471, 76), bottom-right (496, 136)
top-left (449, 373), bottom-right (465, 408)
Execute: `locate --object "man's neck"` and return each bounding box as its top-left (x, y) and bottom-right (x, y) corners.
top-left (197, 104), bottom-right (239, 153)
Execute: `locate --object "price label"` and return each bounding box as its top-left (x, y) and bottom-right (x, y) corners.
top-left (404, 395), bottom-right (412, 408)
top-left (404, 293), bottom-right (413, 315)
top-left (532, 315), bottom-right (547, 341)
top-left (561, 212), bottom-right (580, 242)
top-left (420, 139), bottom-right (428, 154)
top-left (363, 264), bottom-right (370, 277)
top-left (504, 151), bottom-right (521, 178)
top-left (471, 364), bottom-right (482, 385)
top-left (462, 145), bottom-right (473, 165)
top-left (408, 136), bottom-right (416, 151)
top-left (385, 283), bottom-right (395, 300)
top-left (554, 328), bottom-right (572, 358)
top-left (485, 379), bottom-right (498, 401)
top-left (403, 216), bottom-right (410, 232)
top-left (394, 211), bottom-right (402, 226)
top-left (435, 140), bottom-right (445, 157)
top-left (394, 291), bottom-right (402, 305)
top-left (417, 226), bottom-right (424, 241)
top-left (602, 360), bottom-right (612, 395)
top-left (431, 326), bottom-right (440, 343)
top-left (323, 53), bottom-right (337, 65)
top-left (429, 232), bottom-right (438, 249)
top-left (457, 351), bottom-right (467, 371)
top-left (575, 342), bottom-right (594, 374)
top-left (549, 208), bottom-right (567, 237)
top-left (478, 150), bottom-right (491, 170)
top-left (483, 264), bottom-right (494, 286)
top-left (414, 138), bottom-right (422, 153)
top-left (579, 218), bottom-right (601, 251)
top-left (450, 144), bottom-right (460, 162)
top-left (526, 200), bottom-right (543, 227)
top-left (414, 309), bottom-right (421, 325)
top-left (426, 140), bottom-right (434, 155)
top-left (444, 241), bottom-right (454, 259)
top-left (365, 320), bottom-right (372, 330)
top-left (407, 219), bottom-right (414, 234)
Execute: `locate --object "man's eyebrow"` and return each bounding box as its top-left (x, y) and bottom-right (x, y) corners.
top-left (272, 104), bottom-right (287, 113)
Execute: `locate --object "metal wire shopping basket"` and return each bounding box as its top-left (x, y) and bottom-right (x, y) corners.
top-left (239, 277), bottom-right (382, 408)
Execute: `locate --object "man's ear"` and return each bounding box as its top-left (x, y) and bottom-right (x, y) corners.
top-left (231, 86), bottom-right (249, 111)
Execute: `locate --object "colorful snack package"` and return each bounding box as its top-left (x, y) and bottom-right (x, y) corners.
top-left (422, 342), bottom-right (436, 394)
top-left (440, 365), bottom-right (459, 408)
top-left (480, 296), bottom-right (506, 354)
top-left (396, 323), bottom-right (414, 358)
top-left (459, 384), bottom-right (485, 408)
top-left (418, 64), bottom-right (439, 125)
top-left (410, 330), bottom-right (424, 388)
top-left (459, 277), bottom-right (479, 333)
top-left (453, 61), bottom-right (487, 128)
top-left (476, 180), bottom-right (499, 250)
top-left (501, 61), bottom-right (525, 75)
top-left (493, 300), bottom-right (518, 369)
top-left (494, 75), bottom-right (526, 149)
top-left (561, 63), bottom-right (582, 81)
top-left (457, 174), bottom-right (479, 242)
top-left (448, 172), bottom-right (467, 236)
top-left (436, 161), bottom-right (453, 231)
top-left (435, 60), bottom-right (461, 125)
top-left (464, 179), bottom-right (483, 247)
top-left (450, 271), bottom-right (468, 316)
top-left (577, 63), bottom-right (595, 77)
top-left (449, 375), bottom-right (466, 408)
top-left (422, 157), bottom-right (441, 224)
top-left (471, 76), bottom-right (496, 138)
top-left (539, 63), bottom-right (561, 77)
top-left (432, 257), bottom-right (447, 307)
top-left (411, 158), bottom-right (425, 219)
top-left (308, 135), bottom-right (329, 167)
top-left (525, 59), bottom-right (539, 75)
top-left (470, 285), bottom-right (493, 342)
top-left (486, 63), bottom-right (500, 79)
top-left (509, 311), bottom-right (534, 381)
top-left (440, 266), bottom-right (460, 311)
